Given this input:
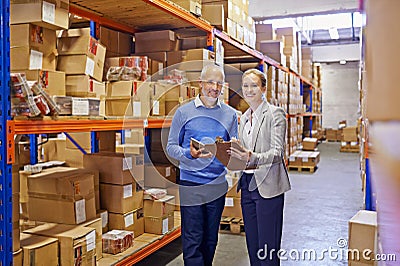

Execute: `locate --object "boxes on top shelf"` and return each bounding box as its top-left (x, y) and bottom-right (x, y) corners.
top-left (255, 23), bottom-right (275, 42)
top-left (65, 75), bottom-right (105, 98)
top-left (57, 28), bottom-right (106, 82)
top-left (99, 26), bottom-right (133, 57)
top-left (10, 0), bottom-right (69, 30)
top-left (22, 70), bottom-right (66, 96)
top-left (202, 4), bottom-right (225, 31)
top-left (170, 0), bottom-right (202, 16)
top-left (135, 30), bottom-right (178, 53)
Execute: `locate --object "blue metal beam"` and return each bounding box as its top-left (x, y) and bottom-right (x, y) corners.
top-left (29, 134), bottom-right (38, 165)
top-left (1, 0), bottom-right (13, 263)
top-left (90, 131), bottom-right (98, 153)
top-left (64, 132), bottom-right (88, 155)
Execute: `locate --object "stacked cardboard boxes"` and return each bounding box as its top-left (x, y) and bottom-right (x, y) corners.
top-left (83, 153), bottom-right (145, 238)
top-left (301, 47), bottom-right (313, 81)
top-left (222, 171), bottom-right (242, 218)
top-left (170, 0), bottom-right (202, 16)
top-left (276, 27), bottom-right (300, 72)
top-left (288, 151), bottom-right (320, 169)
top-left (201, 0), bottom-right (256, 48)
top-left (143, 195), bottom-right (175, 234)
top-left (288, 75), bottom-right (302, 114)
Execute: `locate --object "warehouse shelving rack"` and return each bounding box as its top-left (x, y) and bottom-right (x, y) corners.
top-left (1, 0), bottom-right (322, 264)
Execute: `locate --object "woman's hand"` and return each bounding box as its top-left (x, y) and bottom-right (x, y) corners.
top-left (228, 145), bottom-right (251, 162)
top-left (190, 140), bottom-right (212, 159)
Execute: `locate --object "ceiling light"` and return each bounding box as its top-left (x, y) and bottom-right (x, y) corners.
top-left (328, 28), bottom-right (339, 40)
top-left (340, 60), bottom-right (347, 65)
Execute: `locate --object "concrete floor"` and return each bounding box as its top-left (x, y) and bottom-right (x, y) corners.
top-left (135, 142), bottom-right (364, 265)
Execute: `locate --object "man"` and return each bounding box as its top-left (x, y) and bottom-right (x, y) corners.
top-left (167, 64), bottom-right (238, 266)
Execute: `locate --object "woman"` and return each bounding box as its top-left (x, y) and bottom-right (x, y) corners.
top-left (229, 69), bottom-right (291, 266)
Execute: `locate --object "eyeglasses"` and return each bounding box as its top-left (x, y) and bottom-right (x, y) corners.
top-left (203, 80), bottom-right (224, 88)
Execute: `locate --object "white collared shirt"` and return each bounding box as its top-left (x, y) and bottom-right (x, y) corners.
top-left (194, 95), bottom-right (222, 108)
top-left (242, 103), bottom-right (263, 174)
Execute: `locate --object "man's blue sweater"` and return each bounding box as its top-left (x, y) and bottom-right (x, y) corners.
top-left (167, 97), bottom-right (238, 184)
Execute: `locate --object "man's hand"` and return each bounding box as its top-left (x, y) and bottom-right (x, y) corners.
top-left (190, 140), bottom-right (212, 159)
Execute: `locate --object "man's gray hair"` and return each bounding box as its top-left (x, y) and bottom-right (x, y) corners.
top-left (200, 64), bottom-right (225, 81)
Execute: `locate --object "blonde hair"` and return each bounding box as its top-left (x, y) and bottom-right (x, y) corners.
top-left (242, 68), bottom-right (266, 88)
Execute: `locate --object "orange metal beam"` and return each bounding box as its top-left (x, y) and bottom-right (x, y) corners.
top-left (69, 4), bottom-right (136, 34)
top-left (143, 0), bottom-right (213, 32)
top-left (12, 118), bottom-right (172, 135)
top-left (7, 121), bottom-right (15, 164)
top-left (116, 227), bottom-right (181, 265)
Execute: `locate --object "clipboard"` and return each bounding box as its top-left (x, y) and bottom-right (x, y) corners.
top-left (205, 140), bottom-right (249, 171)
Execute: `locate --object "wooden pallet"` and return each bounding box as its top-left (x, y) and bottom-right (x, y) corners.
top-left (220, 217), bottom-right (244, 234)
top-left (288, 165), bottom-right (317, 173)
top-left (326, 139), bottom-right (339, 142)
top-left (340, 147), bottom-right (360, 153)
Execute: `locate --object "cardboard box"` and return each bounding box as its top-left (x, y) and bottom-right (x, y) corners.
top-left (143, 195), bottom-right (175, 218)
top-left (170, 0), bottom-right (202, 16)
top-left (202, 4), bottom-right (225, 30)
top-left (116, 144), bottom-right (145, 155)
top-left (10, 24), bottom-right (57, 71)
top-left (236, 23), bottom-right (244, 43)
top-left (97, 209), bottom-right (109, 233)
top-left (24, 223), bottom-right (96, 266)
top-left (342, 126), bottom-right (358, 142)
top-left (100, 182), bottom-right (143, 213)
top-left (66, 75), bottom-right (105, 98)
top-left (288, 150), bottom-right (302, 167)
top-left (65, 132), bottom-right (91, 150)
top-left (106, 81), bottom-right (144, 97)
top-left (144, 212), bottom-right (174, 235)
top-left (348, 210), bottom-right (377, 265)
top-left (226, 175), bottom-right (241, 198)
top-left (13, 249), bottom-right (23, 266)
top-left (99, 26), bottom-right (132, 56)
top-left (22, 70), bottom-right (66, 96)
top-left (27, 168), bottom-right (96, 224)
top-left (57, 54), bottom-right (105, 82)
top-left (299, 151), bottom-right (320, 167)
top-left (83, 153), bottom-right (144, 185)
top-left (255, 24), bottom-right (275, 41)
top-left (180, 36), bottom-right (208, 50)
top-left (257, 40), bottom-right (283, 55)
top-left (102, 230), bottom-right (134, 254)
top-left (302, 137), bottom-right (318, 151)
top-left (227, 18), bottom-right (236, 39)
top-left (81, 217), bottom-right (102, 260)
top-left (167, 49), bottom-right (214, 71)
top-left (222, 197), bottom-right (242, 218)
top-left (13, 222), bottom-right (20, 252)
top-left (108, 209), bottom-right (145, 237)
top-left (144, 164), bottom-right (177, 188)
top-left (135, 30), bottom-right (178, 53)
top-left (11, 46), bottom-right (56, 71)
top-left (10, 0), bottom-right (69, 30)
top-left (13, 193), bottom-right (19, 223)
top-left (20, 233), bottom-right (59, 266)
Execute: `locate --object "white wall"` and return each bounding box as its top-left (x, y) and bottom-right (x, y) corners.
top-left (321, 61), bottom-right (360, 128)
top-left (249, 0), bottom-right (358, 19)
top-left (312, 43), bottom-right (360, 62)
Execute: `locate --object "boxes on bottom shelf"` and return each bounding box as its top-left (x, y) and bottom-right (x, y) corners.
top-left (23, 224), bottom-right (96, 266)
top-left (144, 212), bottom-right (174, 235)
top-left (83, 153), bottom-right (144, 185)
top-left (289, 151), bottom-right (320, 167)
top-left (222, 197), bottom-right (242, 218)
top-left (108, 209), bottom-right (145, 238)
top-left (100, 182), bottom-right (144, 213)
top-left (144, 195), bottom-right (176, 217)
top-left (20, 233), bottom-right (59, 266)
top-left (348, 210), bottom-right (377, 265)
top-left (27, 168), bottom-right (97, 224)
top-left (13, 249), bottom-right (23, 266)
top-left (102, 230), bottom-right (134, 255)
top-left (81, 217), bottom-right (103, 261)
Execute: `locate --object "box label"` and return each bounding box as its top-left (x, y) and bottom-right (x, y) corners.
top-left (143, 119), bottom-right (148, 128)
top-left (133, 102), bottom-right (141, 117)
top-left (72, 98), bottom-right (89, 116)
top-left (31, 25), bottom-right (44, 44)
top-left (302, 157), bottom-right (309, 162)
top-left (123, 184), bottom-right (133, 199)
top-left (123, 157), bottom-right (133, 171)
top-left (75, 199), bottom-right (86, 224)
top-left (42, 1), bottom-right (55, 24)
top-left (289, 156), bottom-right (296, 162)
top-left (101, 211), bottom-right (108, 228)
top-left (125, 130), bottom-right (132, 138)
top-left (225, 197), bottom-right (234, 207)
top-left (152, 100), bottom-right (160, 115)
top-left (158, 63), bottom-right (164, 75)
top-left (226, 176), bottom-right (233, 187)
top-left (85, 57), bottom-right (95, 77)
top-left (29, 50), bottom-right (43, 69)
top-left (165, 167), bottom-right (171, 177)
top-left (89, 38), bottom-right (98, 56)
top-left (124, 213), bottom-right (134, 227)
top-left (162, 218), bottom-right (168, 234)
top-left (86, 230), bottom-right (96, 252)
top-left (351, 142), bottom-right (358, 146)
